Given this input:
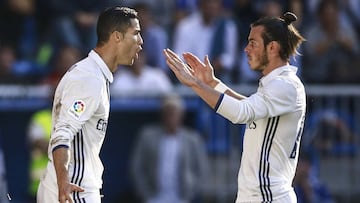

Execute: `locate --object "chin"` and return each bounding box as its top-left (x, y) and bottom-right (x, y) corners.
top-left (112, 66), bottom-right (119, 73)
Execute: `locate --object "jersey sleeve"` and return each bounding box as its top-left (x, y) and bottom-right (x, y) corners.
top-left (216, 79), bottom-right (297, 124)
top-left (50, 76), bottom-right (103, 152)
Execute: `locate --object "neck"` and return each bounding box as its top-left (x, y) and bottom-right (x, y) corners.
top-left (262, 59), bottom-right (288, 76)
top-left (93, 46), bottom-right (117, 73)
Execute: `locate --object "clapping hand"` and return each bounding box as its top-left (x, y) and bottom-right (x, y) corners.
top-left (163, 49), bottom-right (198, 87)
top-left (163, 49), bottom-right (220, 88)
top-left (182, 52), bottom-right (220, 88)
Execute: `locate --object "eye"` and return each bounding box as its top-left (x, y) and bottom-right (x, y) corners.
top-left (248, 41), bottom-right (258, 48)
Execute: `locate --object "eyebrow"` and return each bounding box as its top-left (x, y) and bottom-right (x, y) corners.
top-left (133, 28), bottom-right (141, 33)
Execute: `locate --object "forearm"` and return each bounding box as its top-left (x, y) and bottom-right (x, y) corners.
top-left (53, 147), bottom-right (71, 188)
top-left (191, 79), bottom-right (247, 110)
top-left (191, 80), bottom-right (222, 109)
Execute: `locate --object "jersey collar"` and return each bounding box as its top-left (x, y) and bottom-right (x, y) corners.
top-left (89, 50), bottom-right (114, 83)
top-left (259, 65), bottom-right (298, 86)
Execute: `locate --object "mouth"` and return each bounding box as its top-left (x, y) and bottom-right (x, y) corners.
top-left (247, 55), bottom-right (252, 63)
top-left (135, 47), bottom-right (142, 59)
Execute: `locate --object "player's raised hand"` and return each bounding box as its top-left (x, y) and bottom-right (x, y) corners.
top-left (58, 182), bottom-right (84, 203)
top-left (163, 49), bottom-right (198, 87)
top-left (182, 53), bottom-right (220, 88)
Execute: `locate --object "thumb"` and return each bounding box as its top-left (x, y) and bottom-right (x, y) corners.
top-left (205, 55), bottom-right (212, 68)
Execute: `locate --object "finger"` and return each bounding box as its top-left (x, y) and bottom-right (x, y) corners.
top-left (186, 64), bottom-right (194, 73)
top-left (163, 50), bottom-right (180, 73)
top-left (184, 64), bottom-right (194, 75)
top-left (204, 55), bottom-right (213, 70)
top-left (163, 50), bottom-right (177, 68)
top-left (165, 50), bottom-right (190, 74)
top-left (183, 52), bottom-right (205, 68)
top-left (67, 196), bottom-right (74, 203)
top-left (163, 50), bottom-right (180, 68)
top-left (165, 49), bottom-right (183, 64)
top-left (72, 185), bottom-right (85, 192)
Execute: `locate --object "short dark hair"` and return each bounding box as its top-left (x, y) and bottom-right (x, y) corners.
top-left (251, 12), bottom-right (305, 61)
top-left (96, 6), bottom-right (138, 46)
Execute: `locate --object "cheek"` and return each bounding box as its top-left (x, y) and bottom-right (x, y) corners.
top-left (253, 49), bottom-right (264, 60)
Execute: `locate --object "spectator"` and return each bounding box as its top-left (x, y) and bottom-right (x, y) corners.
top-left (48, 0), bottom-right (112, 56)
top-left (111, 52), bottom-right (173, 97)
top-left (122, 0), bottom-right (180, 27)
top-left (0, 0), bottom-right (49, 83)
top-left (131, 2), bottom-right (168, 71)
top-left (293, 152), bottom-right (335, 203)
top-left (172, 0), bottom-right (238, 83)
top-left (342, 0), bottom-right (360, 38)
top-left (0, 45), bottom-right (20, 84)
top-left (302, 0), bottom-right (359, 84)
top-left (232, 0), bottom-right (261, 84)
top-left (305, 110), bottom-right (357, 157)
top-left (131, 94), bottom-right (209, 203)
top-left (27, 109), bottom-right (51, 201)
top-left (259, 0), bottom-right (286, 18)
top-left (0, 0), bottom-right (36, 59)
top-left (41, 45), bottom-right (81, 87)
top-left (232, 0), bottom-right (259, 50)
top-left (288, 0), bottom-right (308, 31)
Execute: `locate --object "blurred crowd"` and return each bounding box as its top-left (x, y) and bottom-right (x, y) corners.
top-left (1, 0), bottom-right (360, 202)
top-left (1, 0), bottom-right (360, 88)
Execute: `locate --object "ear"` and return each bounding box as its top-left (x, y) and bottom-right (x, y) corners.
top-left (112, 31), bottom-right (124, 43)
top-left (267, 41), bottom-right (281, 57)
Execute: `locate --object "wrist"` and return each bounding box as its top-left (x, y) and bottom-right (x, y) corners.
top-left (214, 81), bottom-right (228, 93)
top-left (209, 79), bottom-right (221, 88)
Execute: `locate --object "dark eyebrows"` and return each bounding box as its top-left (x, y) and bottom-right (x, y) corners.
top-left (248, 38), bottom-right (256, 44)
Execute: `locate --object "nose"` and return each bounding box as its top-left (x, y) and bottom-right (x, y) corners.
top-left (139, 34), bottom-right (144, 45)
top-left (244, 45), bottom-right (249, 55)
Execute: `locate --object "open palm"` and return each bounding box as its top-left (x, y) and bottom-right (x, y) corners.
top-left (163, 49), bottom-right (197, 87)
top-left (183, 52), bottom-right (219, 87)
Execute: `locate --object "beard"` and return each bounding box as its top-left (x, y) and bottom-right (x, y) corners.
top-left (252, 50), bottom-right (269, 72)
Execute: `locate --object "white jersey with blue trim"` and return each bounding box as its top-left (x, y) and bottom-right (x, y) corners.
top-left (42, 50), bottom-right (113, 194)
top-left (215, 65), bottom-right (306, 202)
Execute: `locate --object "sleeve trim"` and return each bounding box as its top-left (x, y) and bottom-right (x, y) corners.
top-left (214, 93), bottom-right (225, 111)
top-left (52, 144), bottom-right (70, 152)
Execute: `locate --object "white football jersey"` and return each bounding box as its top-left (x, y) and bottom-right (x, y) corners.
top-left (216, 65), bottom-right (306, 202)
top-left (41, 50), bottom-right (113, 196)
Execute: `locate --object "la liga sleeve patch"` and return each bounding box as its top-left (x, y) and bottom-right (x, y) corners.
top-left (68, 100), bottom-right (86, 119)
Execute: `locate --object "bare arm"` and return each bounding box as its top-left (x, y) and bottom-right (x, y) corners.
top-left (53, 147), bottom-right (84, 203)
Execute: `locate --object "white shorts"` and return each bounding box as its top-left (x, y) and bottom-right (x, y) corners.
top-left (37, 179), bottom-right (101, 203)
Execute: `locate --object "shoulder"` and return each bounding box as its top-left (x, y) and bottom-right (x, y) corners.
top-left (263, 75), bottom-right (299, 103)
top-left (64, 64), bottom-right (104, 97)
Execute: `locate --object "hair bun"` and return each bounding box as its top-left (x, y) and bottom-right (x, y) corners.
top-left (282, 12), bottom-right (297, 25)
